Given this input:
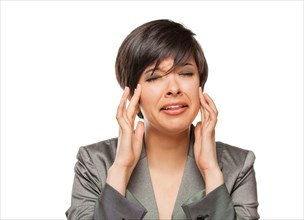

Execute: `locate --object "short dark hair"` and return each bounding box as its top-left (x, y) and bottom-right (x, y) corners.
top-left (115, 19), bottom-right (208, 95)
top-left (115, 19), bottom-right (208, 118)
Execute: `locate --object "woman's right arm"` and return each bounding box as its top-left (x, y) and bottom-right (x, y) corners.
top-left (106, 85), bottom-right (144, 196)
top-left (66, 145), bottom-right (146, 220)
top-left (66, 85), bottom-right (146, 219)
top-left (95, 85), bottom-right (146, 219)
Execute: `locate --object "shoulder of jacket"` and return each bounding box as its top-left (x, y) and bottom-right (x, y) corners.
top-left (77, 137), bottom-right (118, 165)
top-left (216, 141), bottom-right (251, 157)
top-left (83, 137), bottom-right (118, 152)
top-left (216, 141), bottom-right (256, 170)
top-left (216, 142), bottom-right (257, 193)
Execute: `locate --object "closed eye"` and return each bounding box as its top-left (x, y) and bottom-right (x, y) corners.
top-left (146, 72), bottom-right (193, 82)
top-left (179, 72), bottom-right (193, 76)
top-left (146, 76), bottom-right (161, 82)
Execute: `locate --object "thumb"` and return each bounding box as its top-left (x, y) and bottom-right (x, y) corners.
top-left (194, 121), bottom-right (202, 158)
top-left (133, 121), bottom-right (144, 153)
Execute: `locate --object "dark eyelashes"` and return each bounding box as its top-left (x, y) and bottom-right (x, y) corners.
top-left (146, 72), bottom-right (194, 82)
top-left (180, 72), bottom-right (194, 76)
top-left (146, 76), bottom-right (160, 82)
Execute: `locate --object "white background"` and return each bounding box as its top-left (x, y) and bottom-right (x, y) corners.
top-left (1, 1), bottom-right (303, 219)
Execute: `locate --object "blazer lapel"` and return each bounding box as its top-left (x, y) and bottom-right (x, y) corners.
top-left (172, 129), bottom-right (205, 219)
top-left (126, 144), bottom-right (159, 219)
top-left (126, 126), bottom-right (207, 219)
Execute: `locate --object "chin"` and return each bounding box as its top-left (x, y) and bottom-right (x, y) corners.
top-left (143, 110), bottom-right (198, 134)
top-left (158, 118), bottom-right (193, 135)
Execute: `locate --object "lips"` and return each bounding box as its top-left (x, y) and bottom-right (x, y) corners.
top-left (160, 104), bottom-right (188, 110)
top-left (160, 103), bottom-right (188, 115)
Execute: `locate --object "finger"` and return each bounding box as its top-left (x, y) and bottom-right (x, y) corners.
top-left (199, 87), bottom-right (207, 123)
top-left (133, 121), bottom-right (145, 153)
top-left (203, 106), bottom-right (210, 128)
top-left (116, 87), bottom-right (130, 130)
top-left (199, 106), bottom-right (205, 124)
top-left (205, 103), bottom-right (217, 128)
top-left (116, 87), bottom-right (129, 120)
top-left (194, 121), bottom-right (202, 159)
top-left (199, 87), bottom-right (207, 107)
top-left (134, 121), bottom-right (144, 139)
top-left (127, 84), bottom-right (142, 120)
top-left (194, 121), bottom-right (202, 144)
top-left (204, 93), bottom-right (218, 116)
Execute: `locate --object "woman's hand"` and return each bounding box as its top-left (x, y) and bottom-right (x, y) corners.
top-left (106, 84), bottom-right (144, 196)
top-left (194, 87), bottom-right (224, 194)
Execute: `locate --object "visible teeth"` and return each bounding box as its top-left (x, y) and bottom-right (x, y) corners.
top-left (164, 105), bottom-right (184, 110)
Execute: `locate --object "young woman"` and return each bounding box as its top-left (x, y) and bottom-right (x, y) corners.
top-left (66, 19), bottom-right (259, 220)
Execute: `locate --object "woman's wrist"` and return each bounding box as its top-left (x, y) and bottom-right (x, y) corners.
top-left (106, 164), bottom-right (133, 196)
top-left (200, 167), bottom-right (224, 194)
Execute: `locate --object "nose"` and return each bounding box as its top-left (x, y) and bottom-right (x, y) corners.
top-left (165, 75), bottom-right (182, 97)
top-left (166, 89), bottom-right (181, 97)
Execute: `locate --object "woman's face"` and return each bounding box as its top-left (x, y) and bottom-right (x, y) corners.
top-left (138, 56), bottom-right (201, 134)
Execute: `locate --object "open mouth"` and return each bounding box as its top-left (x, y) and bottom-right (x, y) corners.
top-left (160, 104), bottom-right (188, 110)
top-left (160, 104), bottom-right (188, 115)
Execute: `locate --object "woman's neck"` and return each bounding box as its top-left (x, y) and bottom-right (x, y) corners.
top-left (144, 126), bottom-right (190, 170)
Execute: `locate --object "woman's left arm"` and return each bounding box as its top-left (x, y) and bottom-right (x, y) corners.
top-left (190, 88), bottom-right (259, 219)
top-left (183, 149), bottom-right (259, 220)
top-left (194, 88), bottom-right (224, 194)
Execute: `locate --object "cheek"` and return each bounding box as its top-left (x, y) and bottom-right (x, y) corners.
top-left (184, 82), bottom-right (200, 110)
top-left (139, 85), bottom-right (161, 111)
top-left (191, 91), bottom-right (201, 109)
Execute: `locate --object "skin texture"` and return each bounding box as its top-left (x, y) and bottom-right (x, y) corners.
top-left (106, 57), bottom-right (224, 219)
top-left (138, 57), bottom-right (201, 136)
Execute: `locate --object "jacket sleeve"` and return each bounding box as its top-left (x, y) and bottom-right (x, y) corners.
top-left (182, 151), bottom-right (259, 220)
top-left (66, 146), bottom-right (147, 220)
top-left (94, 183), bottom-right (147, 219)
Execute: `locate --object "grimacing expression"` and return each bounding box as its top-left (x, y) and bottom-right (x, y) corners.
top-left (138, 57), bottom-right (201, 134)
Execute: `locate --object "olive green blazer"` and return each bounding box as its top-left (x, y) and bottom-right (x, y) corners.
top-left (66, 127), bottom-right (259, 220)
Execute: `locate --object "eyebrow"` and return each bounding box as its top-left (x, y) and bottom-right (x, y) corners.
top-left (144, 67), bottom-right (159, 75)
top-left (144, 63), bottom-right (193, 75)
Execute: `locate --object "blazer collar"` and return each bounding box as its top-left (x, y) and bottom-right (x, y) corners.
top-left (126, 125), bottom-right (205, 219)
